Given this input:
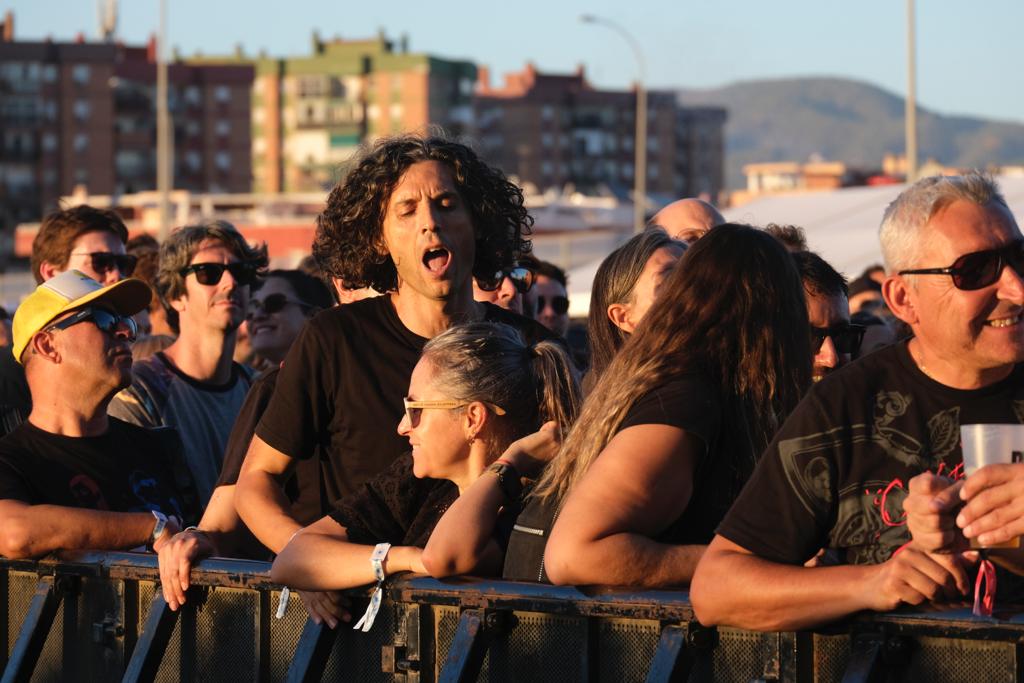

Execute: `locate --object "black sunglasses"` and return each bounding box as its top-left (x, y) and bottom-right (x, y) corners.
top-left (45, 306), bottom-right (138, 342)
top-left (477, 266), bottom-right (536, 294)
top-left (810, 323), bottom-right (865, 355)
top-left (247, 293), bottom-right (312, 319)
top-left (898, 240), bottom-right (1024, 291)
top-left (180, 262), bottom-right (258, 287)
top-left (536, 295), bottom-right (570, 315)
top-left (71, 252), bottom-right (138, 277)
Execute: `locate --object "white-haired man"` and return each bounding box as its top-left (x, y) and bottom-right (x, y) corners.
top-left (691, 173), bottom-right (1024, 630)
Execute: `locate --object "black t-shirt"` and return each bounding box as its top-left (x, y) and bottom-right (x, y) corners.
top-left (329, 453), bottom-right (522, 551)
top-left (718, 341), bottom-right (1024, 566)
top-left (0, 351), bottom-right (30, 437)
top-left (0, 418), bottom-right (191, 522)
top-left (256, 296), bottom-right (554, 504)
top-left (503, 373), bottom-right (740, 583)
top-left (618, 373), bottom-right (747, 546)
top-left (216, 367), bottom-right (322, 526)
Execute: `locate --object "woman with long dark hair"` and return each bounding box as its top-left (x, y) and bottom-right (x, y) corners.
top-left (506, 224), bottom-right (811, 587)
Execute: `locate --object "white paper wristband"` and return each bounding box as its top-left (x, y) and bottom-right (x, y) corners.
top-left (353, 542), bottom-right (392, 632)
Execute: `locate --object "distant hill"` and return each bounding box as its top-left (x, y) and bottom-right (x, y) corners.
top-left (677, 77), bottom-right (1024, 189)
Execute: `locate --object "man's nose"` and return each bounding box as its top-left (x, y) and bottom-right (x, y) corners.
top-left (816, 336), bottom-right (839, 369)
top-left (996, 262), bottom-right (1024, 303)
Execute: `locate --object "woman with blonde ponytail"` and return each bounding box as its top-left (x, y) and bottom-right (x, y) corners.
top-left (271, 322), bottom-right (580, 608)
top-left (506, 224), bottom-right (811, 587)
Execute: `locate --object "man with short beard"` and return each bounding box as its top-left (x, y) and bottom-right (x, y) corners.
top-left (109, 221), bottom-right (268, 509)
top-left (234, 135), bottom-right (552, 628)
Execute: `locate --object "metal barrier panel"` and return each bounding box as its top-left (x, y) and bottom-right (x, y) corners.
top-left (5, 553), bottom-right (1024, 683)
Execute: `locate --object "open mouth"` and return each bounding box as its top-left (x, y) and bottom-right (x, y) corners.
top-left (986, 313), bottom-right (1022, 328)
top-left (422, 247), bottom-right (452, 276)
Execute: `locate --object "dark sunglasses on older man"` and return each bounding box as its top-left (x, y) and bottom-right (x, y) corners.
top-left (45, 307), bottom-right (138, 341)
top-left (477, 265), bottom-right (536, 294)
top-left (810, 322), bottom-right (865, 355)
top-left (70, 252), bottom-right (138, 277)
top-left (898, 240), bottom-right (1024, 291)
top-left (180, 262), bottom-right (258, 287)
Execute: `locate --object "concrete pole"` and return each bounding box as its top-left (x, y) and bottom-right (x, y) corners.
top-left (905, 0), bottom-right (918, 184)
top-left (156, 0), bottom-right (171, 240)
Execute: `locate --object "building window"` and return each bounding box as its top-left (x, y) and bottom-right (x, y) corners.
top-left (215, 86), bottom-right (231, 103)
top-left (74, 168), bottom-right (89, 184)
top-left (73, 99), bottom-right (91, 121)
top-left (215, 151), bottom-right (231, 170)
top-left (216, 120), bottom-right (231, 137)
top-left (541, 106), bottom-right (554, 122)
top-left (186, 151), bottom-right (202, 171)
top-left (73, 133), bottom-right (89, 152)
top-left (43, 65), bottom-right (58, 83)
top-left (185, 86), bottom-right (201, 106)
top-left (72, 64), bottom-right (91, 85)
top-left (42, 133), bottom-right (57, 152)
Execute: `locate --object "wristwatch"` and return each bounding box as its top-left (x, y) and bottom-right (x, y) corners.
top-left (487, 462), bottom-right (523, 502)
top-left (151, 510), bottom-right (168, 544)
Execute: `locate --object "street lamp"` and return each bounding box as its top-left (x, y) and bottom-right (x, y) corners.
top-left (580, 14), bottom-right (647, 234)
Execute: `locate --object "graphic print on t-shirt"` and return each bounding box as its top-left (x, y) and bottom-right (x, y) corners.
top-left (778, 389), bottom-right (1022, 565)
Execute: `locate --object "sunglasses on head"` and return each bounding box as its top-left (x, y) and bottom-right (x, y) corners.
top-left (810, 322), bottom-right (865, 355)
top-left (45, 306), bottom-right (138, 342)
top-left (70, 252), bottom-right (138, 277)
top-left (536, 295), bottom-right (569, 315)
top-left (898, 240), bottom-right (1024, 291)
top-left (477, 265), bottom-right (536, 294)
top-left (180, 261), bottom-right (258, 287)
top-left (246, 293), bottom-right (312, 319)
top-left (402, 397), bottom-right (506, 428)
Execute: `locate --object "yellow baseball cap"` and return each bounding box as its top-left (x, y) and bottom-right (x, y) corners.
top-left (12, 270), bottom-right (152, 364)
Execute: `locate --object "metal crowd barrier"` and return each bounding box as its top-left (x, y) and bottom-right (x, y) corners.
top-left (3, 551), bottom-right (1024, 682)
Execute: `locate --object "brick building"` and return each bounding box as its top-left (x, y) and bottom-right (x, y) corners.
top-left (0, 12), bottom-right (252, 232)
top-left (473, 63), bottom-right (727, 201)
top-left (196, 33), bottom-right (476, 194)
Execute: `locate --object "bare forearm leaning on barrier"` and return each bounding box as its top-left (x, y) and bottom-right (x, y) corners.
top-left (544, 425), bottom-right (705, 587)
top-left (691, 535), bottom-right (974, 632)
top-left (0, 499), bottom-right (173, 559)
top-left (271, 516), bottom-right (423, 589)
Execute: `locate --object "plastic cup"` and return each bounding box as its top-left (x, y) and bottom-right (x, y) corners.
top-left (960, 424), bottom-right (1024, 548)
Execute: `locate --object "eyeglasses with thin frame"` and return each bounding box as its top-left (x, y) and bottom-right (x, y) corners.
top-left (402, 397), bottom-right (507, 428)
top-left (44, 306), bottom-right (138, 342)
top-left (246, 293), bottom-right (313, 320)
top-left (180, 261), bottom-right (258, 287)
top-left (536, 295), bottom-right (570, 315)
top-left (898, 240), bottom-right (1024, 291)
top-left (810, 322), bottom-right (865, 355)
top-left (69, 252), bottom-right (138, 278)
top-left (477, 265), bottom-right (536, 294)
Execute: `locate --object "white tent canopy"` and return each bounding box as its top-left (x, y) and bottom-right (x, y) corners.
top-left (567, 174), bottom-right (1024, 318)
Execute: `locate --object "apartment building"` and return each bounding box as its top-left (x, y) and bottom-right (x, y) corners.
top-left (473, 63), bottom-right (727, 201)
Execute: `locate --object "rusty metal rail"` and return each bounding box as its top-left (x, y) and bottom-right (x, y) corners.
top-left (3, 552), bottom-right (1024, 682)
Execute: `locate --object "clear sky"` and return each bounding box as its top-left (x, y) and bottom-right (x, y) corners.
top-left (7, 0), bottom-right (1023, 124)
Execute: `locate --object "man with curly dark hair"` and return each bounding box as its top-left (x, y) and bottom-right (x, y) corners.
top-left (235, 134), bottom-right (553, 627)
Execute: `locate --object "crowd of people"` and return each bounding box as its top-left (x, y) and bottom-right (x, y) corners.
top-left (2, 132), bottom-right (1024, 634)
